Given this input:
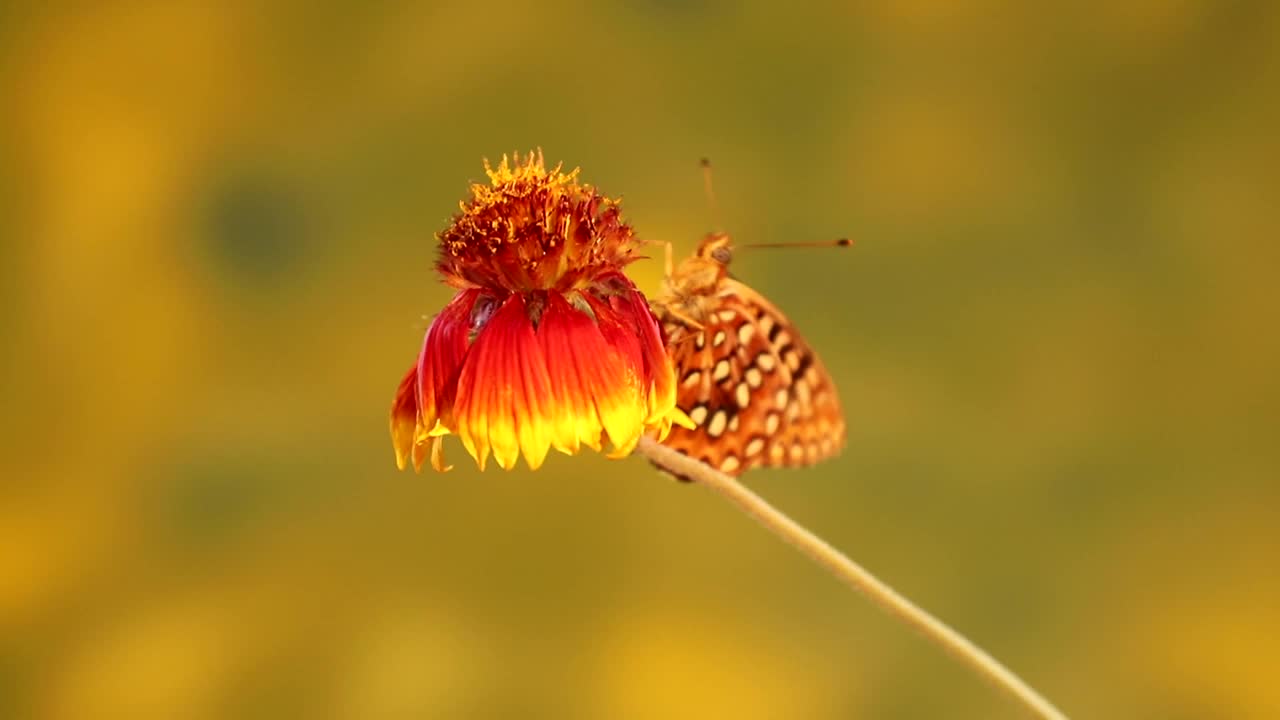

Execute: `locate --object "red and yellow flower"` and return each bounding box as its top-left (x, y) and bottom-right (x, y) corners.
top-left (391, 152), bottom-right (688, 471)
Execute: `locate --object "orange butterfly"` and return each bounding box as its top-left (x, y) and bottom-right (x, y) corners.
top-left (652, 229), bottom-right (848, 477)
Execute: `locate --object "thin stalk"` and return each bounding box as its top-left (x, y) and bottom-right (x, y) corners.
top-left (635, 436), bottom-right (1069, 720)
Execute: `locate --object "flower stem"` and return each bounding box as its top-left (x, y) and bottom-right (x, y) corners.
top-left (635, 437), bottom-right (1069, 720)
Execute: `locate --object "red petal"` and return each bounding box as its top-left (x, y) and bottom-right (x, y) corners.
top-left (417, 289), bottom-right (484, 434)
top-left (565, 293), bottom-right (647, 456)
top-left (389, 364), bottom-right (420, 470)
top-left (587, 272), bottom-right (680, 435)
top-left (618, 283), bottom-right (678, 424)
top-left (537, 293), bottom-right (609, 454)
top-left (584, 289), bottom-right (644, 387)
top-left (453, 294), bottom-right (557, 470)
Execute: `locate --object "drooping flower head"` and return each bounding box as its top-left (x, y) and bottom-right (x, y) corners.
top-left (391, 151), bottom-right (688, 471)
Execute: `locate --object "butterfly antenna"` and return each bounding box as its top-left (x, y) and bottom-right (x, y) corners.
top-left (741, 238), bottom-right (854, 249)
top-left (701, 157), bottom-right (724, 233)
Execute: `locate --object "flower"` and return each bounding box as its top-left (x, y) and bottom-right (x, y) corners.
top-left (391, 151), bottom-right (689, 472)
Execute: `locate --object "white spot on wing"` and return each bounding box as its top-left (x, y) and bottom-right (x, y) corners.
top-left (707, 410), bottom-right (728, 437)
top-left (713, 359), bottom-right (731, 381)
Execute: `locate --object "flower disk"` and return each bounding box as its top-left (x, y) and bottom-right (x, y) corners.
top-left (391, 152), bottom-right (689, 472)
top-left (436, 152), bottom-right (643, 293)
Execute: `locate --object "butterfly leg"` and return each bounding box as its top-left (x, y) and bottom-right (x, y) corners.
top-left (665, 306), bottom-right (705, 332)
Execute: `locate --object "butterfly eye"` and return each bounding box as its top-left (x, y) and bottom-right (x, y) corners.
top-left (711, 246), bottom-right (732, 264)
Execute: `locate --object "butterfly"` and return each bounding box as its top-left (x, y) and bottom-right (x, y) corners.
top-left (651, 231), bottom-right (847, 478)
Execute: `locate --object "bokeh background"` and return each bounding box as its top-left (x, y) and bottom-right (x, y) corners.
top-left (3, 1), bottom-right (1278, 718)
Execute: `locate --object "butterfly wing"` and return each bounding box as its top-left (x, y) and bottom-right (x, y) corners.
top-left (660, 278), bottom-right (845, 477)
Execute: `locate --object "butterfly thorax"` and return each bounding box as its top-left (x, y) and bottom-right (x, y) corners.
top-left (655, 232), bottom-right (734, 329)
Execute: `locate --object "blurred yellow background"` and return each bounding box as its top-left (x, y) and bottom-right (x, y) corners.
top-left (3, 1), bottom-right (1278, 718)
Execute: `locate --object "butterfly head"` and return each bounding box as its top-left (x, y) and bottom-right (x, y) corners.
top-left (663, 231), bottom-right (734, 298)
top-left (695, 231), bottom-right (734, 266)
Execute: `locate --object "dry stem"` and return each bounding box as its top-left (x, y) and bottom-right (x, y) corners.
top-left (635, 437), bottom-right (1068, 720)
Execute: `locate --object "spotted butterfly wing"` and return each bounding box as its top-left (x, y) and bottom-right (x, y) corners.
top-left (653, 232), bottom-right (846, 477)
